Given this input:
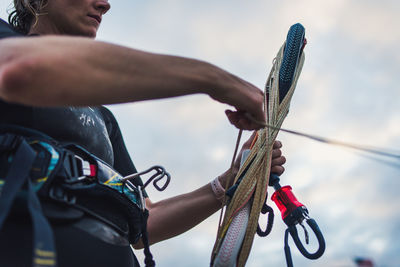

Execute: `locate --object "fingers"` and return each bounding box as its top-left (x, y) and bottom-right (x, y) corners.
top-left (225, 110), bottom-right (264, 130)
top-left (245, 108), bottom-right (266, 129)
top-left (241, 86), bottom-right (266, 126)
top-left (271, 165), bottom-right (285, 176)
top-left (273, 140), bottom-right (282, 149)
top-left (272, 147), bottom-right (282, 158)
top-left (271, 139), bottom-right (285, 175)
top-left (271, 140), bottom-right (283, 158)
top-left (271, 155), bottom-right (286, 167)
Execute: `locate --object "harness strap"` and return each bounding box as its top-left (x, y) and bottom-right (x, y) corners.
top-left (27, 179), bottom-right (57, 267)
top-left (0, 139), bottom-right (57, 267)
top-left (0, 134), bottom-right (21, 150)
top-left (0, 138), bottom-right (31, 228)
top-left (0, 131), bottom-right (161, 267)
top-left (141, 210), bottom-right (155, 267)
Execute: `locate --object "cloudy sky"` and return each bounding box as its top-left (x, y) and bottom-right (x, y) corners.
top-left (1, 0), bottom-right (400, 266)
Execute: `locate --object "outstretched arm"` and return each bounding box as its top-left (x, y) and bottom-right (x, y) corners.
top-left (0, 36), bottom-right (264, 129)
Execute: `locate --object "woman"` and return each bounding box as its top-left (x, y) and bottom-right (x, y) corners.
top-left (0, 0), bottom-right (286, 266)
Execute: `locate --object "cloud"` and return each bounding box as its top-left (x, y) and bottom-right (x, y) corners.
top-left (1, 0), bottom-right (400, 266)
top-left (105, 1), bottom-right (400, 265)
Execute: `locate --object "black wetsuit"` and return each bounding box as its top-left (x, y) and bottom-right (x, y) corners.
top-left (0, 19), bottom-right (144, 267)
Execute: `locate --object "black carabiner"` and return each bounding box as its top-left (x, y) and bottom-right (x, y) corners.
top-left (256, 202), bottom-right (275, 237)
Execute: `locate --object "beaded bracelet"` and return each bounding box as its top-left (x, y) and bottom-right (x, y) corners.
top-left (211, 176), bottom-right (225, 202)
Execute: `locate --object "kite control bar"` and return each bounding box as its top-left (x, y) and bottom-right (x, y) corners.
top-left (212, 22), bottom-right (323, 267)
top-left (268, 173), bottom-right (325, 266)
top-left (266, 22), bottom-right (325, 266)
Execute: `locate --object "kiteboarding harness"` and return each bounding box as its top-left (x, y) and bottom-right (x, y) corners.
top-left (0, 125), bottom-right (171, 267)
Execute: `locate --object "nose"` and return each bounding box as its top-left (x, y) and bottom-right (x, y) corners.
top-left (94, 1), bottom-right (111, 15)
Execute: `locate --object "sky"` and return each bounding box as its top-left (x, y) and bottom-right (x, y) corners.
top-left (1, 0), bottom-right (400, 266)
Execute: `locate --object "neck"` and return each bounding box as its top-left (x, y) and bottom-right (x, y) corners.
top-left (29, 22), bottom-right (58, 36)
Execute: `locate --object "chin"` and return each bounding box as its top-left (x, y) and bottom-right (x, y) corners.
top-left (71, 24), bottom-right (98, 38)
top-left (75, 29), bottom-right (97, 38)
top-left (87, 29), bottom-right (98, 39)
top-left (86, 32), bottom-right (97, 38)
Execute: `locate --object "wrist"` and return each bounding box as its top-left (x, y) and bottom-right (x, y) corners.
top-left (200, 62), bottom-right (230, 98)
top-left (210, 176), bottom-right (225, 203)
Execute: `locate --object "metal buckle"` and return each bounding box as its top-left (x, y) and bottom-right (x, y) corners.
top-left (137, 185), bottom-right (145, 212)
top-left (74, 155), bottom-right (92, 180)
top-left (63, 151), bottom-right (93, 183)
top-left (123, 180), bottom-right (146, 212)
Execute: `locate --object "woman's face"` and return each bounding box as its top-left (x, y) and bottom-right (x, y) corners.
top-left (41, 0), bottom-right (111, 37)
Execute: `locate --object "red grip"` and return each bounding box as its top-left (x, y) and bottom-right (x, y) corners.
top-left (271, 185), bottom-right (304, 220)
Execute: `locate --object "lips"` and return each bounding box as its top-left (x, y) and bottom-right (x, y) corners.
top-left (88, 14), bottom-right (102, 24)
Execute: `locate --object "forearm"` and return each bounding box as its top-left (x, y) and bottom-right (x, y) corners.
top-left (0, 36), bottom-right (266, 128)
top-left (0, 36), bottom-right (221, 106)
top-left (141, 172), bottom-right (231, 247)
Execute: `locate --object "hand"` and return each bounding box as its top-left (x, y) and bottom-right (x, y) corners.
top-left (225, 109), bottom-right (265, 131)
top-left (207, 70), bottom-right (266, 130)
top-left (219, 132), bottom-right (286, 187)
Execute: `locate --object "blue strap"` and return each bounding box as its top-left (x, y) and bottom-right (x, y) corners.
top-left (0, 139), bottom-right (35, 229)
top-left (0, 140), bottom-right (57, 267)
top-left (27, 178), bottom-right (57, 267)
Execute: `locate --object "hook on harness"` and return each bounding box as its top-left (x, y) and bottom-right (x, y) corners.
top-left (122, 165), bottom-right (171, 192)
top-left (121, 165), bottom-right (171, 212)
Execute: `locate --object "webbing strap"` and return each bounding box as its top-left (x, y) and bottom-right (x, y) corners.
top-left (27, 179), bottom-right (57, 267)
top-left (0, 139), bottom-right (34, 228)
top-left (0, 139), bottom-right (57, 267)
top-left (141, 210), bottom-right (155, 267)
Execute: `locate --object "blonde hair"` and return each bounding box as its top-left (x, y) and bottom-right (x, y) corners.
top-left (8, 0), bottom-right (48, 34)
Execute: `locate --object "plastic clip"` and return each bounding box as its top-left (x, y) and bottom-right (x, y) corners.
top-left (63, 152), bottom-right (94, 183)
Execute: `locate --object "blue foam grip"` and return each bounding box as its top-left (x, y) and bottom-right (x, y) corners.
top-left (279, 23), bottom-right (305, 103)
